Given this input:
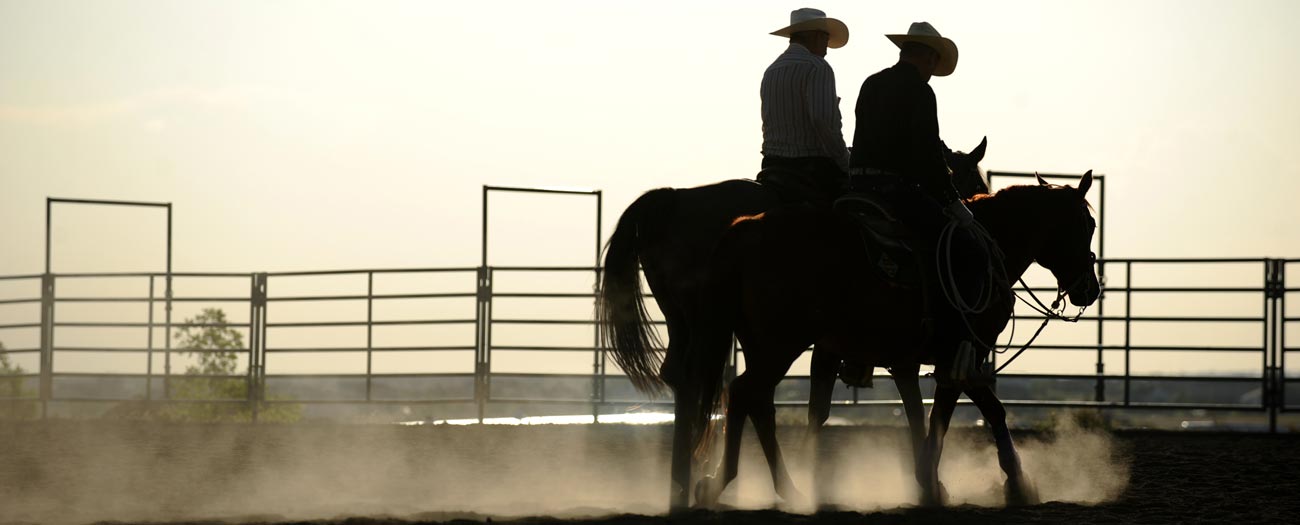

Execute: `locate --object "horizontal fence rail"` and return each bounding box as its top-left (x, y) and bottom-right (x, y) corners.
top-left (0, 258), bottom-right (1292, 431)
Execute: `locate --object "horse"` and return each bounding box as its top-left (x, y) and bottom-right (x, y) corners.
top-left (688, 172), bottom-right (1101, 507)
top-left (597, 139), bottom-right (989, 509)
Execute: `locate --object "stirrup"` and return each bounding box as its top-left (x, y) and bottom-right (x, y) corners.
top-left (838, 361), bottom-right (874, 389)
top-left (939, 340), bottom-right (994, 388)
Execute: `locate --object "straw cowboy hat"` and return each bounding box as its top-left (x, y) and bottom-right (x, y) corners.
top-left (887, 22), bottom-right (958, 76)
top-left (770, 8), bottom-right (849, 49)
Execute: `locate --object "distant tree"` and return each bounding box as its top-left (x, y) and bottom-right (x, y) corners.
top-left (153, 308), bottom-right (300, 422)
top-left (0, 341), bottom-right (38, 419)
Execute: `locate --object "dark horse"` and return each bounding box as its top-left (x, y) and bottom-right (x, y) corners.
top-left (689, 172), bottom-right (1101, 507)
top-left (597, 139), bottom-right (989, 508)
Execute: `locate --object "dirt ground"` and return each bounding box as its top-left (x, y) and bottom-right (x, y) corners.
top-left (1, 420), bottom-right (1296, 524)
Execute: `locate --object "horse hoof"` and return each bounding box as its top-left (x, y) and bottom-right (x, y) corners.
top-left (776, 484), bottom-right (809, 509)
top-left (920, 480), bottom-right (949, 507)
top-left (1005, 477), bottom-right (1041, 507)
top-left (694, 476), bottom-right (722, 507)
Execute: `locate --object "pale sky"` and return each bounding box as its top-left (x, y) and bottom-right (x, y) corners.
top-left (1, 1), bottom-right (1297, 380)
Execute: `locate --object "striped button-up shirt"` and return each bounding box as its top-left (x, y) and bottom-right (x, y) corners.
top-left (760, 43), bottom-right (850, 172)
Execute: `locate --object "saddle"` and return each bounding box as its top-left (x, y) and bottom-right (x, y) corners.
top-left (755, 167), bottom-right (839, 208)
top-left (754, 167), bottom-right (921, 287)
top-left (833, 192), bottom-right (921, 287)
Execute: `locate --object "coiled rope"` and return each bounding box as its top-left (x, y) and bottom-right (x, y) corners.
top-left (934, 217), bottom-right (1092, 374)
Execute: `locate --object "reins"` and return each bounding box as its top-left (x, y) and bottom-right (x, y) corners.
top-left (937, 215), bottom-right (1094, 375)
top-left (993, 276), bottom-right (1089, 373)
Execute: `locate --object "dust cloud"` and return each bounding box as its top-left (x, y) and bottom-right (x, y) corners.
top-left (0, 415), bottom-right (1127, 524)
top-left (718, 413), bottom-right (1129, 511)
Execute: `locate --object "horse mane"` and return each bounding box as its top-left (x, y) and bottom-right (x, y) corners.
top-left (968, 184), bottom-right (1094, 231)
top-left (970, 183), bottom-right (1072, 205)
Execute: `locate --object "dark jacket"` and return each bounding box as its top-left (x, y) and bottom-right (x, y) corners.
top-left (849, 61), bottom-right (958, 204)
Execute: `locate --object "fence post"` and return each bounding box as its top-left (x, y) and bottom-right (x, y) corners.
top-left (38, 273), bottom-right (54, 419)
top-left (1266, 259), bottom-right (1282, 433)
top-left (1279, 260), bottom-right (1289, 430)
top-left (249, 273), bottom-right (267, 422)
top-left (475, 266), bottom-right (493, 423)
top-left (592, 268), bottom-right (603, 423)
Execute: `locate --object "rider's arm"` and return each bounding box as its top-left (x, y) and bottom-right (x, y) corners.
top-left (806, 62), bottom-right (850, 173)
top-left (908, 86), bottom-right (960, 204)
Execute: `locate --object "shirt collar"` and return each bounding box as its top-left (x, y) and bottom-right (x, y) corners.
top-left (786, 42), bottom-right (813, 55)
top-left (893, 61), bottom-right (923, 79)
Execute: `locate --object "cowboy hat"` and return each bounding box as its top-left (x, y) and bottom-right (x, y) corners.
top-left (770, 8), bottom-right (849, 49)
top-left (886, 22), bottom-right (958, 76)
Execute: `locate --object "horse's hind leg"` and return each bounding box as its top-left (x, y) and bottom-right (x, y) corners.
top-left (743, 357), bottom-right (806, 506)
top-left (965, 384), bottom-right (1039, 506)
top-left (695, 372), bottom-right (751, 506)
top-left (657, 312), bottom-right (693, 511)
top-left (668, 380), bottom-right (697, 510)
top-left (697, 366), bottom-right (804, 507)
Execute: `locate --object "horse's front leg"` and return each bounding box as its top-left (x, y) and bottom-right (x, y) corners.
top-left (889, 364), bottom-right (927, 492)
top-left (920, 383), bottom-right (961, 506)
top-left (965, 384), bottom-right (1039, 506)
top-left (806, 347), bottom-right (839, 507)
top-left (807, 347), bottom-right (838, 433)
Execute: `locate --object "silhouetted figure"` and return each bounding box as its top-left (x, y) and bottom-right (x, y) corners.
top-left (848, 22), bottom-right (993, 384)
top-left (759, 8), bottom-right (850, 206)
top-left (691, 172), bottom-right (1100, 507)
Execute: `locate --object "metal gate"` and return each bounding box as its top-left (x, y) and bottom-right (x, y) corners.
top-left (0, 188), bottom-right (1295, 430)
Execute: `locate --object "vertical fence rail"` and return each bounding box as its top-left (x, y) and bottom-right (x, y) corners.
top-left (38, 274), bottom-right (54, 418)
top-left (1282, 259), bottom-right (1293, 418)
top-left (1266, 259), bottom-right (1284, 431)
top-left (366, 272), bottom-right (374, 403)
top-left (591, 268), bottom-right (603, 422)
top-left (1123, 261), bottom-right (1133, 406)
top-left (249, 273), bottom-right (267, 421)
top-left (475, 267), bottom-right (493, 422)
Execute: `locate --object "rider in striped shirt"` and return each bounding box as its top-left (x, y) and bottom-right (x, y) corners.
top-left (759, 8), bottom-right (850, 204)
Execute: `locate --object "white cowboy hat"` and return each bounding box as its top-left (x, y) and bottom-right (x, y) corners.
top-left (886, 22), bottom-right (958, 76)
top-left (770, 8), bottom-right (849, 49)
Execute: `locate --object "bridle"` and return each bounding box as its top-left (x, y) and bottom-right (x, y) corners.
top-left (936, 194), bottom-right (1099, 375)
top-left (993, 252), bottom-right (1096, 373)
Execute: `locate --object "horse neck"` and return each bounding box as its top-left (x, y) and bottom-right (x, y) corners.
top-left (969, 190), bottom-right (1051, 281)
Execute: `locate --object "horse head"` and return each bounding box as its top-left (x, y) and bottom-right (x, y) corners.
top-left (946, 136), bottom-right (990, 198)
top-left (1032, 170), bottom-right (1101, 307)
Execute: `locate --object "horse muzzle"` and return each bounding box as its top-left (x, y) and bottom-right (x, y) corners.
top-left (1066, 273), bottom-right (1101, 307)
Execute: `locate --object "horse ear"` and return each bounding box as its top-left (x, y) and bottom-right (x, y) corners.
top-left (1035, 172), bottom-right (1049, 186)
top-left (1078, 170), bottom-right (1094, 194)
top-left (969, 136), bottom-right (987, 163)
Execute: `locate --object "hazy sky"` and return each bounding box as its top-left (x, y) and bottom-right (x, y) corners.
top-left (2, 1), bottom-right (1297, 379)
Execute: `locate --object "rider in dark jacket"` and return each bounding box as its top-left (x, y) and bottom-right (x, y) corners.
top-left (849, 22), bottom-right (979, 381)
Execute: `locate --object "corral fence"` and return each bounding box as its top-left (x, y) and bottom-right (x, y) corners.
top-left (0, 181), bottom-right (1296, 431)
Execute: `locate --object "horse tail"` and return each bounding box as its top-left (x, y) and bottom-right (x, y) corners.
top-left (597, 188), bottom-right (675, 395)
top-left (689, 214), bottom-right (760, 451)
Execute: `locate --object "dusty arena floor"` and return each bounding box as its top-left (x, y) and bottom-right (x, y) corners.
top-left (1, 420), bottom-right (1296, 524)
